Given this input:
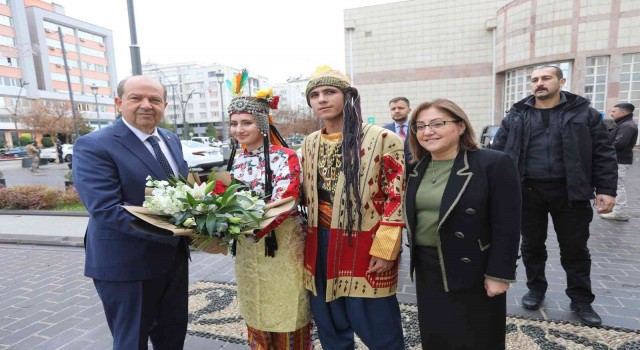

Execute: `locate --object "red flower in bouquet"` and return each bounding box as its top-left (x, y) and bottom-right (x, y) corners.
top-left (212, 180), bottom-right (227, 195)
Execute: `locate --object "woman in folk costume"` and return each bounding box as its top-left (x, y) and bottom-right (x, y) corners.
top-left (226, 70), bottom-right (311, 349)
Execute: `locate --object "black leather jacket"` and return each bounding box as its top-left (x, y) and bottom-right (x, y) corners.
top-left (491, 92), bottom-right (617, 201)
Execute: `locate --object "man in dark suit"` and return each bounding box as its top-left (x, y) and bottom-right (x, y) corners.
top-left (73, 75), bottom-right (190, 349)
top-left (384, 97), bottom-right (412, 164)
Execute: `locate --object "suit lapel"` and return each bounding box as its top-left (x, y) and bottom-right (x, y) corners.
top-left (438, 150), bottom-right (473, 229)
top-left (112, 119), bottom-right (167, 180)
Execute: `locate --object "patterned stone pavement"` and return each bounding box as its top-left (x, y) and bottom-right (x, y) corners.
top-left (0, 154), bottom-right (638, 348)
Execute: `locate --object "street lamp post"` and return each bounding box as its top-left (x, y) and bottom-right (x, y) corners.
top-left (90, 84), bottom-right (101, 129)
top-left (12, 81), bottom-right (29, 147)
top-left (215, 71), bottom-right (227, 142)
top-left (58, 27), bottom-right (80, 141)
top-left (181, 89), bottom-right (196, 140)
top-left (152, 68), bottom-right (179, 129)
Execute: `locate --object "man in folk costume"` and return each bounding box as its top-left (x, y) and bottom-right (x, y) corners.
top-left (300, 66), bottom-right (406, 349)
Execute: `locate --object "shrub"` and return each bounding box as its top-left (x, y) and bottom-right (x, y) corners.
top-left (41, 137), bottom-right (54, 148)
top-left (0, 185), bottom-right (80, 209)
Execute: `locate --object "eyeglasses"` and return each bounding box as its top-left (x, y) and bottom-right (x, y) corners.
top-left (410, 120), bottom-right (460, 133)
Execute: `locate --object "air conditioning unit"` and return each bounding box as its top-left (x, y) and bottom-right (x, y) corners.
top-left (79, 38), bottom-right (85, 42)
top-left (55, 64), bottom-right (62, 68)
top-left (44, 28), bottom-right (51, 33)
top-left (48, 46), bottom-right (55, 50)
top-left (98, 43), bottom-right (104, 47)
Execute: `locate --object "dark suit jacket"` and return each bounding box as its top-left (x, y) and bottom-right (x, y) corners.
top-left (383, 122), bottom-right (412, 165)
top-left (404, 149), bottom-right (521, 292)
top-left (73, 118), bottom-right (189, 281)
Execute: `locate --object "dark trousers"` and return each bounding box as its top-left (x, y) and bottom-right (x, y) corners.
top-left (94, 246), bottom-right (189, 350)
top-left (309, 228), bottom-right (405, 350)
top-left (521, 180), bottom-right (595, 304)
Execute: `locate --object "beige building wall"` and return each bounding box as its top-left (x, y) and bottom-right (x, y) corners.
top-left (346, 0), bottom-right (640, 133)
top-left (345, 0), bottom-right (509, 132)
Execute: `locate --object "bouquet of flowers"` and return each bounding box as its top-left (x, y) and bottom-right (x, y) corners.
top-left (124, 172), bottom-right (295, 254)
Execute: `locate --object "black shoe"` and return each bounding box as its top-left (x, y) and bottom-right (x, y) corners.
top-left (521, 291), bottom-right (545, 310)
top-left (570, 302), bottom-right (602, 327)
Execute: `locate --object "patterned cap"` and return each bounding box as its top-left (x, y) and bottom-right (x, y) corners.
top-left (228, 89), bottom-right (279, 135)
top-left (305, 66), bottom-right (351, 106)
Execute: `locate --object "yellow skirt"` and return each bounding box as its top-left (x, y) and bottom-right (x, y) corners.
top-left (235, 216), bottom-right (311, 332)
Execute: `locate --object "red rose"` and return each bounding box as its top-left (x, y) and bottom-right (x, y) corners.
top-left (211, 181), bottom-right (227, 195)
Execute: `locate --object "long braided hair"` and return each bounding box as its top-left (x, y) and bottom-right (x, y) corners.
top-left (341, 87), bottom-right (364, 242)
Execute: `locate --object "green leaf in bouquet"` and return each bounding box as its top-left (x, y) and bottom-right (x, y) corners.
top-left (205, 215), bottom-right (217, 237)
top-left (230, 226), bottom-right (241, 234)
top-left (204, 181), bottom-right (216, 196)
top-left (196, 215), bottom-right (207, 234)
top-left (215, 221), bottom-right (228, 232)
top-left (219, 183), bottom-right (247, 204)
top-left (217, 205), bottom-right (261, 224)
top-left (186, 192), bottom-right (197, 207)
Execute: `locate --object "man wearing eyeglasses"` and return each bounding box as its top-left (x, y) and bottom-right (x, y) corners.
top-left (492, 66), bottom-right (617, 327)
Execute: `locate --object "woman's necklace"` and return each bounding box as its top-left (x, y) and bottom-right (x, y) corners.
top-left (429, 159), bottom-right (455, 184)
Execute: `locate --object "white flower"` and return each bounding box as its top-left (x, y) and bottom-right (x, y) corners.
top-left (189, 182), bottom-right (207, 199)
top-left (182, 217), bottom-right (195, 227)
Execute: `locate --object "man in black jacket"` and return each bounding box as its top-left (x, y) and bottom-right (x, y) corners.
top-left (600, 103), bottom-right (638, 221)
top-left (492, 66), bottom-right (617, 326)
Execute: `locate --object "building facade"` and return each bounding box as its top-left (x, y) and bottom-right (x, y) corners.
top-left (142, 62), bottom-right (268, 141)
top-left (1, 0), bottom-right (117, 147)
top-left (345, 0), bottom-right (640, 135)
top-left (273, 75), bottom-right (312, 118)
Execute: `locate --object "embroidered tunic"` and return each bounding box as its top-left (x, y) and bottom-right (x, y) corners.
top-left (230, 145), bottom-right (311, 332)
top-left (301, 124), bottom-right (406, 301)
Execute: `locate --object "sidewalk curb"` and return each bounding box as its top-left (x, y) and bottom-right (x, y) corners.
top-left (0, 210), bottom-right (88, 217)
top-left (0, 234), bottom-right (84, 248)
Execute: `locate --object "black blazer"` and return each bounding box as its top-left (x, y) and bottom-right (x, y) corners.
top-left (405, 149), bottom-right (521, 292)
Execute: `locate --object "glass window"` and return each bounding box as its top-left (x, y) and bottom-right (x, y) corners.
top-left (0, 14), bottom-right (11, 27)
top-left (0, 0), bottom-right (9, 5)
top-left (46, 38), bottom-right (77, 52)
top-left (584, 56), bottom-right (609, 113)
top-left (0, 76), bottom-right (21, 87)
top-left (77, 30), bottom-right (104, 44)
top-left (0, 35), bottom-right (15, 47)
top-left (0, 56), bottom-right (18, 67)
top-left (503, 61), bottom-right (572, 112)
top-left (43, 21), bottom-right (74, 35)
top-left (84, 78), bottom-right (109, 87)
top-left (619, 53), bottom-right (640, 109)
top-left (49, 55), bottom-right (79, 68)
top-left (51, 73), bottom-right (80, 83)
top-left (79, 46), bottom-right (105, 58)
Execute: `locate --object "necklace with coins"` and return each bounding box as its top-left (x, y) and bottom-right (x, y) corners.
top-left (428, 158), bottom-right (455, 184)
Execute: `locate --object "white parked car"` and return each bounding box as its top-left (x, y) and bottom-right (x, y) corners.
top-left (39, 147), bottom-right (58, 162)
top-left (39, 144), bottom-right (73, 162)
top-left (181, 140), bottom-right (224, 171)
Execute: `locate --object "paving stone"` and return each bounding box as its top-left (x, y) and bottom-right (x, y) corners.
top-left (0, 322), bottom-right (49, 346)
top-left (38, 317), bottom-right (85, 338)
top-left (2, 310), bottom-right (55, 331)
top-left (10, 335), bottom-right (48, 349)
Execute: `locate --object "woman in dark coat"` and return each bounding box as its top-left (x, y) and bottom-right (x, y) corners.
top-left (404, 98), bottom-right (521, 349)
